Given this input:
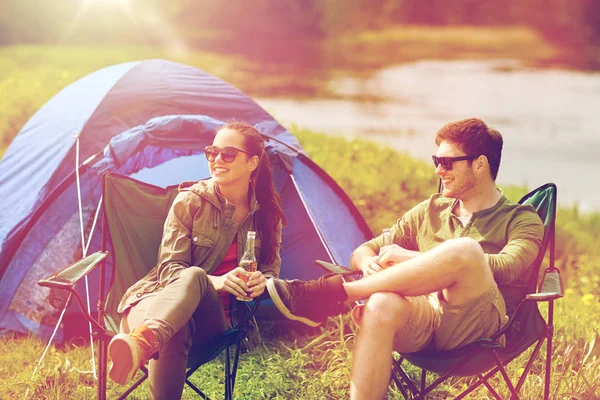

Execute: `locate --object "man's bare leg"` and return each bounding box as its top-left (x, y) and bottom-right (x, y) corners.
top-left (350, 292), bottom-right (410, 400)
top-left (266, 238), bottom-right (497, 349)
top-left (349, 237), bottom-right (497, 399)
top-left (344, 237), bottom-right (495, 306)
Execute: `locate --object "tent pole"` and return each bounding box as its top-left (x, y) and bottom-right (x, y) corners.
top-left (97, 207), bottom-right (108, 400)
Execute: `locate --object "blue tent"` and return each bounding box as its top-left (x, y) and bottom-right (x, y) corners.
top-left (0, 59), bottom-right (372, 341)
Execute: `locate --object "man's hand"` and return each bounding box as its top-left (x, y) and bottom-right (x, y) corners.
top-left (377, 244), bottom-right (419, 267)
top-left (246, 270), bottom-right (267, 298)
top-left (358, 257), bottom-right (383, 277)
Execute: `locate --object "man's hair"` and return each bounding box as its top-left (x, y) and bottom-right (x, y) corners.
top-left (435, 118), bottom-right (503, 180)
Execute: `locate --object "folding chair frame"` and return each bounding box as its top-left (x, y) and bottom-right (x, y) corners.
top-left (38, 175), bottom-right (261, 400)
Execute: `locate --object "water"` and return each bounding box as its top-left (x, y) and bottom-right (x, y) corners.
top-left (256, 59), bottom-right (600, 212)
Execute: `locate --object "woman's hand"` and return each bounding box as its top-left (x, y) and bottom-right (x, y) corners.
top-left (246, 270), bottom-right (267, 298)
top-left (213, 267), bottom-right (251, 299)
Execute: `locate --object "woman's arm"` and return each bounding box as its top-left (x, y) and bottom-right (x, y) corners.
top-left (155, 192), bottom-right (196, 284)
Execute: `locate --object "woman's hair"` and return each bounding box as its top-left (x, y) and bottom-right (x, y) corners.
top-left (217, 121), bottom-right (286, 264)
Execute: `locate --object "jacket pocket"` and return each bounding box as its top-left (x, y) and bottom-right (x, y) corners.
top-left (191, 232), bottom-right (214, 247)
top-left (191, 231), bottom-right (214, 264)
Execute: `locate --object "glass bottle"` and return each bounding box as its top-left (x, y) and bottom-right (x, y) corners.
top-left (382, 228), bottom-right (392, 246)
top-left (237, 231), bottom-right (257, 301)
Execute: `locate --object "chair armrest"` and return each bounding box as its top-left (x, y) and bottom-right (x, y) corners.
top-left (315, 260), bottom-right (364, 282)
top-left (525, 268), bottom-right (564, 302)
top-left (37, 251), bottom-right (113, 339)
top-left (38, 251), bottom-right (110, 290)
top-left (315, 260), bottom-right (353, 275)
top-left (525, 292), bottom-right (563, 302)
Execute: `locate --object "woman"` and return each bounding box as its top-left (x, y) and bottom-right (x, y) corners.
top-left (108, 122), bottom-right (285, 399)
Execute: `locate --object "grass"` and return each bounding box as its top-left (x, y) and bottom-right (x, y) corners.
top-left (1, 129), bottom-right (599, 399)
top-left (2, 292), bottom-right (599, 399)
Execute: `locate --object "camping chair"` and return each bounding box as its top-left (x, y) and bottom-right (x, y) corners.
top-left (37, 172), bottom-right (260, 400)
top-left (319, 183), bottom-right (562, 399)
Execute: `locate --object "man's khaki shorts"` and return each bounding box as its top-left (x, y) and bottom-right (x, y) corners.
top-left (352, 283), bottom-right (508, 353)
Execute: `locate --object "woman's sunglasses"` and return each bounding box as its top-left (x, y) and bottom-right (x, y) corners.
top-left (205, 145), bottom-right (252, 163)
top-left (432, 155), bottom-right (480, 171)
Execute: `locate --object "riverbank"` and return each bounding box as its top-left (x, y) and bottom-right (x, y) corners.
top-left (326, 25), bottom-right (557, 72)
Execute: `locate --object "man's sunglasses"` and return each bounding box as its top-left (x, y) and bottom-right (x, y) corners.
top-left (205, 145), bottom-right (252, 163)
top-left (432, 155), bottom-right (480, 171)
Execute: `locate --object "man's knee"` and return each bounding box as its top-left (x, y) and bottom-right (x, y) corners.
top-left (362, 292), bottom-right (410, 330)
top-left (444, 237), bottom-right (487, 273)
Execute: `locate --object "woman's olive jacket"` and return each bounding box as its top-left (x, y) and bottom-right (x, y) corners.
top-left (118, 179), bottom-right (282, 351)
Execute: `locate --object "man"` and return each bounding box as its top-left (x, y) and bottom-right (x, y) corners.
top-left (266, 118), bottom-right (544, 400)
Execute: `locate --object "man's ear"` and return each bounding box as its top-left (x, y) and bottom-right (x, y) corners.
top-left (475, 155), bottom-right (488, 175)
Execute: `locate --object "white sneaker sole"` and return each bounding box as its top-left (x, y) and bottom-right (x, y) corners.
top-left (108, 334), bottom-right (139, 385)
top-left (266, 279), bottom-right (321, 327)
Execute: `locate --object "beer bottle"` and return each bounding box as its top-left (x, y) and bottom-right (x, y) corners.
top-left (237, 231), bottom-right (257, 301)
top-left (382, 228), bottom-right (392, 246)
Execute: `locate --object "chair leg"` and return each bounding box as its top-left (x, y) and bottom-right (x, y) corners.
top-left (391, 358), bottom-right (420, 397)
top-left (545, 302), bottom-right (555, 400)
top-left (185, 378), bottom-right (210, 399)
top-left (230, 340), bottom-right (243, 393)
top-left (482, 378), bottom-right (504, 400)
top-left (455, 370), bottom-right (499, 399)
top-left (98, 337), bottom-right (108, 400)
top-left (225, 346), bottom-right (232, 400)
top-left (516, 337), bottom-right (546, 393)
top-left (493, 351), bottom-right (520, 400)
top-left (389, 359), bottom-right (411, 399)
top-left (117, 366), bottom-right (149, 400)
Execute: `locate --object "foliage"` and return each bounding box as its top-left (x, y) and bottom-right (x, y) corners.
top-left (2, 0), bottom-right (599, 68)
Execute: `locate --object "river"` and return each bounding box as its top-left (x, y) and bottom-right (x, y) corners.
top-left (256, 59), bottom-right (600, 212)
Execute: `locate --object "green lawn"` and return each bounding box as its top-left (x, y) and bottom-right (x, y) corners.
top-left (1, 129), bottom-right (599, 399)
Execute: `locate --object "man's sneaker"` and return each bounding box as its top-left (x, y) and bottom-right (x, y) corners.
top-left (108, 325), bottom-right (160, 385)
top-left (266, 275), bottom-right (347, 327)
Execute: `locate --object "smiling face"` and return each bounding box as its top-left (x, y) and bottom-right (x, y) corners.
top-left (435, 141), bottom-right (478, 200)
top-left (208, 128), bottom-right (258, 187)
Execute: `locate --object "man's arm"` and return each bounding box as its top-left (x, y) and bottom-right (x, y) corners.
top-left (350, 200), bottom-right (427, 275)
top-left (486, 207), bottom-right (544, 284)
top-left (350, 244), bottom-right (381, 276)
